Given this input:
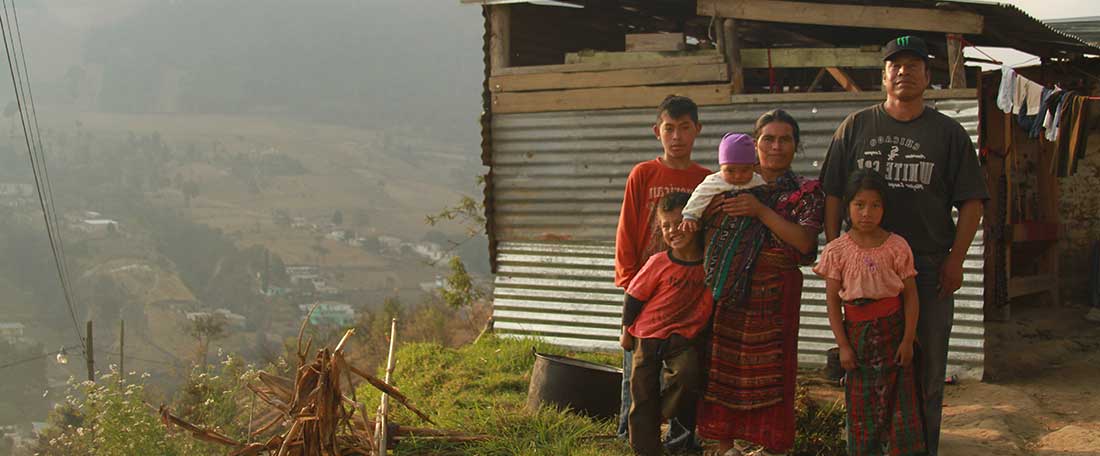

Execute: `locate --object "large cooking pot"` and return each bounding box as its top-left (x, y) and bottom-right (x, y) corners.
top-left (526, 350), bottom-right (623, 420)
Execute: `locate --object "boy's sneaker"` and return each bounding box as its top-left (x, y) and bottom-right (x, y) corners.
top-left (1085, 307), bottom-right (1100, 323)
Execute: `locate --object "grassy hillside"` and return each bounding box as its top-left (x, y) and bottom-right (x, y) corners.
top-left (356, 335), bottom-right (631, 456)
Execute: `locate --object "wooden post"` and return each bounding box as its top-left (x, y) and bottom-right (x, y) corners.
top-left (722, 18), bottom-right (745, 94)
top-left (489, 5), bottom-right (510, 74)
top-left (86, 321), bottom-right (94, 382)
top-left (375, 318), bottom-right (399, 454)
top-left (118, 320), bottom-right (124, 382)
top-left (947, 33), bottom-right (967, 89)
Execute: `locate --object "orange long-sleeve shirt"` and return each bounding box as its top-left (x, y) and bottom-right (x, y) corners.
top-left (614, 158), bottom-right (711, 288)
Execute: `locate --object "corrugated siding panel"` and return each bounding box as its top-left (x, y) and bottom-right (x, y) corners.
top-left (490, 99), bottom-right (986, 379)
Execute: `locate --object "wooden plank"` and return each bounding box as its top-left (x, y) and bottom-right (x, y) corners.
top-left (722, 18), bottom-right (745, 94)
top-left (625, 33), bottom-right (685, 52)
top-left (489, 5), bottom-right (510, 72)
top-left (727, 88), bottom-right (977, 103)
top-left (697, 0), bottom-right (984, 35)
top-left (489, 63), bottom-right (728, 92)
top-left (492, 55), bottom-right (725, 76)
top-left (565, 49), bottom-right (720, 65)
top-left (1008, 274), bottom-right (1057, 298)
top-left (947, 33), bottom-right (967, 89)
top-left (740, 47), bottom-right (883, 69)
top-left (825, 67), bottom-right (862, 92)
top-left (492, 83), bottom-right (732, 113)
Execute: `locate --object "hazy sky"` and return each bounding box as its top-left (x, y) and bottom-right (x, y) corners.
top-left (964, 0), bottom-right (1100, 68)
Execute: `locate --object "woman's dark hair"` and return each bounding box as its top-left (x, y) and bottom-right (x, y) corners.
top-left (658, 191), bottom-right (692, 213)
top-left (842, 168), bottom-right (890, 229)
top-left (752, 109), bottom-right (801, 147)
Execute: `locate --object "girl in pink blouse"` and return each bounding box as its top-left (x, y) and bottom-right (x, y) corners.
top-left (812, 169), bottom-right (926, 456)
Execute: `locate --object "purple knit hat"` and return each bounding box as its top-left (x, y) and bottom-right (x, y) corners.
top-left (718, 132), bottom-right (757, 165)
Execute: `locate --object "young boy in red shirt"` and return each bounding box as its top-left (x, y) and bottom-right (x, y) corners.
top-left (620, 192), bottom-right (713, 456)
top-left (615, 95), bottom-right (711, 448)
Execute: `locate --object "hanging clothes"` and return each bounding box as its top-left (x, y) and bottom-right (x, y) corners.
top-left (1055, 95), bottom-right (1094, 177)
top-left (1029, 87), bottom-right (1055, 139)
top-left (1042, 90), bottom-right (1065, 142)
top-left (1012, 74), bottom-right (1027, 115)
top-left (1048, 91), bottom-right (1072, 143)
top-left (1016, 78), bottom-right (1044, 131)
top-left (996, 66), bottom-right (1016, 113)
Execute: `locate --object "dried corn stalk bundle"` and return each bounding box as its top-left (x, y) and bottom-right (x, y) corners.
top-left (161, 321), bottom-right (488, 455)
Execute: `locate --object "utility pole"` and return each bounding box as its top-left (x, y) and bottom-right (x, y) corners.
top-left (85, 320), bottom-right (94, 382)
top-left (118, 320), bottom-right (124, 382)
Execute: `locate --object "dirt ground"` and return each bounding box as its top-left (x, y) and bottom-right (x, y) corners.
top-left (804, 300), bottom-right (1100, 455)
top-left (937, 301), bottom-right (1100, 456)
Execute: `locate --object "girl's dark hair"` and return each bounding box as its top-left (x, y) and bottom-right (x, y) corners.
top-left (658, 191), bottom-right (691, 212)
top-left (842, 168), bottom-right (890, 229)
top-left (753, 109), bottom-right (801, 147)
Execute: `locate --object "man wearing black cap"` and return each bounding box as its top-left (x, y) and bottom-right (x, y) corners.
top-left (818, 35), bottom-right (988, 455)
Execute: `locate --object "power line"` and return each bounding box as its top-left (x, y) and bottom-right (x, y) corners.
top-left (6, 0), bottom-right (76, 307)
top-left (0, 0), bottom-right (85, 355)
top-left (0, 344), bottom-right (82, 370)
top-left (0, 345), bottom-right (186, 371)
top-left (4, 0), bottom-right (81, 329)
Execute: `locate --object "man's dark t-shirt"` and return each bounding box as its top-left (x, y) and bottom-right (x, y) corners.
top-left (819, 104), bottom-right (989, 255)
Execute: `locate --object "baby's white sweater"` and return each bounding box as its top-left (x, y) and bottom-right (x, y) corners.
top-left (682, 172), bottom-right (767, 221)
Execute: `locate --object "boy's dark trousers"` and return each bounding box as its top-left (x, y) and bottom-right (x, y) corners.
top-left (629, 334), bottom-right (701, 456)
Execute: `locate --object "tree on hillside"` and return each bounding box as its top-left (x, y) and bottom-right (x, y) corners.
top-left (441, 256), bottom-right (483, 310)
top-left (185, 313), bottom-right (228, 366)
top-left (331, 210), bottom-right (343, 226)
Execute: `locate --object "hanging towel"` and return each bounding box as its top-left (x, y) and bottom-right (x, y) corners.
top-left (1012, 74), bottom-right (1028, 115)
top-left (996, 66), bottom-right (1016, 113)
top-left (1025, 80), bottom-right (1044, 116)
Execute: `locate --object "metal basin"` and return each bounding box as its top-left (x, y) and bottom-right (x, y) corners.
top-left (525, 351), bottom-right (623, 420)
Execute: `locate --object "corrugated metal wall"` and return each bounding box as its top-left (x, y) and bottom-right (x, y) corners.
top-left (490, 99), bottom-right (985, 379)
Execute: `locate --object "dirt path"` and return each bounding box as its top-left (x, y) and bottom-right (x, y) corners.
top-left (940, 303), bottom-right (1100, 455)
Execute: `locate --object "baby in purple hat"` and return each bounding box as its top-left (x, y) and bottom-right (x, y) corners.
top-left (679, 132), bottom-right (766, 232)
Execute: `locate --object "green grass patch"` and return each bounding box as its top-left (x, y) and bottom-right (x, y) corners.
top-left (354, 335), bottom-right (846, 455)
top-left (355, 335), bottom-right (630, 456)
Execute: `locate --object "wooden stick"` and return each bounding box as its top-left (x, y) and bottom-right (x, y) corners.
top-left (947, 33), bottom-right (967, 89)
top-left (375, 318), bottom-right (399, 454)
top-left (297, 302), bottom-right (320, 364)
top-left (159, 405), bottom-right (242, 447)
top-left (333, 329), bottom-right (355, 356)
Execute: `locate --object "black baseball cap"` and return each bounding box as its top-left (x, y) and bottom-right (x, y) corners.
top-left (882, 35), bottom-right (930, 61)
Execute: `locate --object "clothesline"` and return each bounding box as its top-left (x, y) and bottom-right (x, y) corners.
top-left (995, 66), bottom-right (1094, 178)
top-left (947, 34), bottom-right (1003, 65)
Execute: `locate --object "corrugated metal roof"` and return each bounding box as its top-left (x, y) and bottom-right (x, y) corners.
top-left (488, 98), bottom-right (987, 379)
top-left (1046, 16), bottom-right (1100, 47)
top-left (949, 2), bottom-right (1100, 57)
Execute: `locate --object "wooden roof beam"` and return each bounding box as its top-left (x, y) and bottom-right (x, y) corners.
top-left (697, 0), bottom-right (984, 35)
